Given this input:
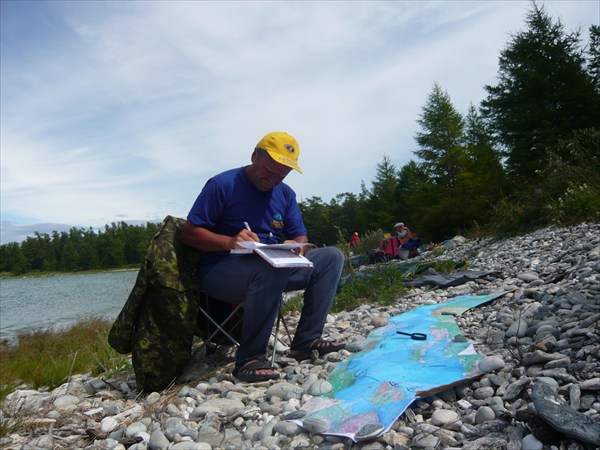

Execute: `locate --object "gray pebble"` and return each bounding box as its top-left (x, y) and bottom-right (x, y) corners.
top-left (478, 355), bottom-right (505, 373)
top-left (475, 406), bottom-right (495, 423)
top-left (148, 430), bottom-right (170, 450)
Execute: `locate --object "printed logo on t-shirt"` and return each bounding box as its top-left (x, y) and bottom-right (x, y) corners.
top-left (270, 213), bottom-right (284, 229)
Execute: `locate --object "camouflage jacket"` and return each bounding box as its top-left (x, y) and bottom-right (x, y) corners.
top-left (108, 215), bottom-right (203, 391)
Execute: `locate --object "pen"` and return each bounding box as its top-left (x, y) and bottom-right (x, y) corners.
top-left (244, 221), bottom-right (251, 231)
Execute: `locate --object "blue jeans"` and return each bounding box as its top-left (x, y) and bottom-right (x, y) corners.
top-left (200, 247), bottom-right (344, 369)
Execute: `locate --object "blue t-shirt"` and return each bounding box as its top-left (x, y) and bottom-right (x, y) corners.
top-left (187, 166), bottom-right (307, 274)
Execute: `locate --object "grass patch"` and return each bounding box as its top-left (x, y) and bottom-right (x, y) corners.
top-left (333, 264), bottom-right (408, 312)
top-left (430, 246), bottom-right (447, 257)
top-left (0, 317), bottom-right (131, 404)
top-left (0, 414), bottom-right (25, 440)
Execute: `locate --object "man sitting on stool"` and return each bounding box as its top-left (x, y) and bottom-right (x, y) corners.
top-left (182, 131), bottom-right (345, 383)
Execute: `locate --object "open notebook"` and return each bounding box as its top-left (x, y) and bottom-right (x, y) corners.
top-left (231, 241), bottom-right (314, 268)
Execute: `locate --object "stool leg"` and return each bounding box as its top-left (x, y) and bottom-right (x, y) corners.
top-left (270, 311), bottom-right (282, 367)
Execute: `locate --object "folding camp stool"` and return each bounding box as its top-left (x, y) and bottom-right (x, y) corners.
top-left (195, 292), bottom-right (292, 367)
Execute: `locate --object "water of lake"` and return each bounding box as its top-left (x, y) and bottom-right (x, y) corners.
top-left (0, 270), bottom-right (138, 343)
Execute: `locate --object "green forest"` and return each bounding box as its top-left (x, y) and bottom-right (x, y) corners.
top-left (1, 4), bottom-right (599, 276)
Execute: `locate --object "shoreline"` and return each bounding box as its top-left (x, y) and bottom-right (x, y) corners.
top-left (0, 267), bottom-right (139, 280)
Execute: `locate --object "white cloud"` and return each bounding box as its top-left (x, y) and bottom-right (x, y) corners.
top-left (1, 0), bottom-right (597, 244)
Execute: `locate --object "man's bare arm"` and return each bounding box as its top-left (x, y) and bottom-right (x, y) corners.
top-left (181, 220), bottom-right (259, 252)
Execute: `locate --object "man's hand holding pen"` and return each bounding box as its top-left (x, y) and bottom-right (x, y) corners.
top-left (230, 221), bottom-right (259, 250)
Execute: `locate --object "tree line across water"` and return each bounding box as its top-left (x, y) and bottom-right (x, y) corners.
top-left (0, 222), bottom-right (162, 275)
top-left (1, 4), bottom-right (599, 276)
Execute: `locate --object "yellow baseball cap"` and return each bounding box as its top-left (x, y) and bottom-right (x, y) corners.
top-left (256, 131), bottom-right (302, 174)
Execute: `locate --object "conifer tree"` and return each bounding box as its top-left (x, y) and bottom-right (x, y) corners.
top-left (588, 25), bottom-right (600, 92)
top-left (482, 3), bottom-right (599, 181)
top-left (414, 82), bottom-right (466, 187)
top-left (366, 155), bottom-right (400, 230)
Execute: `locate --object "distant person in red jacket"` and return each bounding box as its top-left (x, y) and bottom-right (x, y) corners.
top-left (349, 232), bottom-right (360, 250)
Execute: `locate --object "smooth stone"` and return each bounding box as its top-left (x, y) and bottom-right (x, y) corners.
top-left (52, 394), bottom-right (80, 410)
top-left (462, 435), bottom-right (510, 449)
top-left (148, 429), bottom-right (170, 449)
top-left (47, 410), bottom-right (61, 419)
top-left (522, 350), bottom-right (567, 366)
top-left (544, 357), bottom-right (570, 369)
top-left (473, 386), bottom-right (495, 400)
top-left (284, 409), bottom-right (306, 420)
top-left (345, 341), bottom-right (367, 352)
top-left (431, 409), bottom-right (459, 426)
top-left (223, 428), bottom-right (243, 448)
top-left (355, 423), bottom-right (385, 440)
top-left (136, 431), bottom-right (150, 443)
top-left (307, 379), bottom-right (333, 396)
top-left (506, 319), bottom-right (528, 338)
top-left (87, 379), bottom-right (108, 392)
top-left (580, 377), bottom-right (600, 391)
top-left (411, 433), bottom-right (439, 448)
top-left (191, 398), bottom-right (245, 416)
top-left (477, 356), bottom-right (505, 373)
top-left (302, 417), bottom-right (328, 433)
top-left (371, 316), bottom-right (388, 327)
top-left (126, 421), bottom-right (147, 437)
top-left (265, 382), bottom-right (305, 400)
top-left (569, 384), bottom-right (581, 410)
top-left (474, 406), bottom-right (495, 424)
top-left (196, 426), bottom-right (224, 448)
top-left (101, 416), bottom-right (120, 433)
top-left (535, 376), bottom-right (559, 388)
top-left (535, 324), bottom-right (558, 335)
top-left (503, 378), bottom-right (531, 401)
top-left (517, 272), bottom-right (540, 282)
top-left (147, 392), bottom-right (161, 404)
top-left (28, 435), bottom-right (54, 449)
top-left (171, 443), bottom-right (211, 450)
top-left (521, 433), bottom-right (543, 450)
top-left (273, 420), bottom-right (300, 436)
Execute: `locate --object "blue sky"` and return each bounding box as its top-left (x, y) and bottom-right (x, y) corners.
top-left (1, 1), bottom-right (598, 244)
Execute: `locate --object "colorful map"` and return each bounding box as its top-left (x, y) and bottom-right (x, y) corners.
top-left (294, 290), bottom-right (509, 441)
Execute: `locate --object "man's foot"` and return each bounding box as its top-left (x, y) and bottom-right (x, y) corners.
top-left (288, 338), bottom-right (345, 361)
top-left (232, 359), bottom-right (280, 382)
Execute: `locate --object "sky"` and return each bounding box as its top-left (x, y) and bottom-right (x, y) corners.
top-left (1, 1), bottom-right (598, 244)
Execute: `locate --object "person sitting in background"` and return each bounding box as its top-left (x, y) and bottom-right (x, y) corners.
top-left (394, 222), bottom-right (411, 245)
top-left (394, 222), bottom-right (420, 259)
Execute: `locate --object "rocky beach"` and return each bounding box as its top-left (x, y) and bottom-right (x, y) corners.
top-left (1, 222), bottom-right (599, 450)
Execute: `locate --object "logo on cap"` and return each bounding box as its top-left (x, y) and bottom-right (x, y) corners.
top-left (284, 144), bottom-right (296, 154)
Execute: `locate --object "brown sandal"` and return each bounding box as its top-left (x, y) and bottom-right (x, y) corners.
top-left (232, 359), bottom-right (280, 382)
top-left (289, 339), bottom-right (345, 361)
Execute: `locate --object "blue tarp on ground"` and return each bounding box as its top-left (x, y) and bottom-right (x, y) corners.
top-left (293, 290), bottom-right (509, 442)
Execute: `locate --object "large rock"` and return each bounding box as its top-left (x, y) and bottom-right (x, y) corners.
top-left (531, 381), bottom-right (600, 446)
